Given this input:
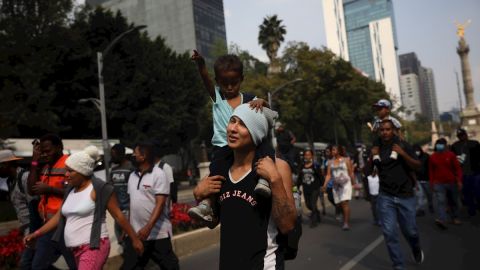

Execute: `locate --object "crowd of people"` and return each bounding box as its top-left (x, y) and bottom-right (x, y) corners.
top-left (1, 50), bottom-right (480, 270)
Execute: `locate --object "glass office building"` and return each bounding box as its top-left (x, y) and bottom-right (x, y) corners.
top-left (87, 0), bottom-right (226, 64)
top-left (343, 0), bottom-right (397, 78)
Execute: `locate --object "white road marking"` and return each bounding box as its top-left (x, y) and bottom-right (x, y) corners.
top-left (339, 235), bottom-right (384, 270)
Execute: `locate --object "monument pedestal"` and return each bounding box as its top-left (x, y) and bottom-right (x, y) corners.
top-left (461, 107), bottom-right (480, 140)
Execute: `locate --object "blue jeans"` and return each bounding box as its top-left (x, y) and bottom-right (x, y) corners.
top-left (31, 230), bottom-right (77, 270)
top-left (463, 174), bottom-right (480, 216)
top-left (377, 193), bottom-right (421, 270)
top-left (433, 183), bottom-right (460, 222)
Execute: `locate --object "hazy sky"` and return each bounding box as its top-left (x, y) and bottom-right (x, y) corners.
top-left (223, 0), bottom-right (479, 113)
top-left (75, 0), bottom-right (479, 112)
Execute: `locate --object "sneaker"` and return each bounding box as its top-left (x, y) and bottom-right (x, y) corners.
top-left (255, 178), bottom-right (271, 197)
top-left (342, 223), bottom-right (350, 231)
top-left (335, 214), bottom-right (342, 222)
top-left (452, 219), bottom-right (462, 225)
top-left (435, 219), bottom-right (448, 230)
top-left (412, 248), bottom-right (424, 264)
top-left (188, 200), bottom-right (219, 228)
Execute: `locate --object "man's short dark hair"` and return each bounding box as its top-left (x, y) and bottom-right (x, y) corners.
top-left (40, 133), bottom-right (63, 150)
top-left (112, 144), bottom-right (126, 156)
top-left (135, 142), bottom-right (155, 165)
top-left (214, 54), bottom-right (243, 76)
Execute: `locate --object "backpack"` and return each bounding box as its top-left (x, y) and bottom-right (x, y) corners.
top-left (158, 161), bottom-right (178, 203)
top-left (242, 92), bottom-right (256, 103)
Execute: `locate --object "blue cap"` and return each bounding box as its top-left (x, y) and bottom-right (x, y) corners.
top-left (373, 99), bottom-right (391, 109)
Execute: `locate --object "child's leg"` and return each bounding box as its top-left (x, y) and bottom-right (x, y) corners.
top-left (189, 146), bottom-right (231, 226)
top-left (254, 142), bottom-right (275, 197)
top-left (372, 137), bottom-right (381, 162)
top-left (390, 136), bottom-right (401, 160)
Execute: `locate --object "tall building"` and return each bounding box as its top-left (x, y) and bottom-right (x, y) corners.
top-left (322, 0), bottom-right (401, 107)
top-left (420, 67), bottom-right (440, 121)
top-left (86, 0), bottom-right (227, 63)
top-left (399, 52), bottom-right (440, 121)
top-left (399, 74), bottom-right (422, 121)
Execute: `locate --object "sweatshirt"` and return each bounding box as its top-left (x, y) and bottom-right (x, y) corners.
top-left (428, 151), bottom-right (462, 185)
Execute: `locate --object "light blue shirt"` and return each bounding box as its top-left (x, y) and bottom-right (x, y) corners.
top-left (211, 87), bottom-right (252, 147)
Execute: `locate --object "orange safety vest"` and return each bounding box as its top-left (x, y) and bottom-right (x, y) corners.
top-left (38, 155), bottom-right (68, 221)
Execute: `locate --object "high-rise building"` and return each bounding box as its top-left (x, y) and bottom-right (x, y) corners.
top-left (399, 74), bottom-right (422, 120)
top-left (399, 52), bottom-right (440, 121)
top-left (322, 0), bottom-right (401, 107)
top-left (86, 0), bottom-right (227, 64)
top-left (420, 67), bottom-right (440, 121)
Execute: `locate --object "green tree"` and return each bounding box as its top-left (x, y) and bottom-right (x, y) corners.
top-left (242, 42), bottom-right (388, 149)
top-left (258, 15), bottom-right (286, 75)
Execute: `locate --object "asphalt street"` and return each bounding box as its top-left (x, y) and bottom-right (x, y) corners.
top-left (179, 196), bottom-right (480, 270)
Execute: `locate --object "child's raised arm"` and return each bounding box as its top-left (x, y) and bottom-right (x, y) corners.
top-left (191, 50), bottom-right (215, 100)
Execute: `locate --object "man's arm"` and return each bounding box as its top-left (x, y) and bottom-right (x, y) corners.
top-left (27, 144), bottom-right (41, 196)
top-left (137, 194), bottom-right (168, 240)
top-left (257, 157), bottom-right (296, 234)
top-left (192, 50), bottom-right (215, 100)
top-left (289, 131), bottom-right (296, 145)
top-left (393, 144), bottom-right (420, 170)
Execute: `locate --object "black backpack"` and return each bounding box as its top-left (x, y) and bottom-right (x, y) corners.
top-left (158, 161), bottom-right (178, 203)
top-left (277, 215), bottom-right (302, 260)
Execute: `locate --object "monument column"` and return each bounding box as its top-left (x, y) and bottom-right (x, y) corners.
top-left (457, 37), bottom-right (475, 109)
top-left (456, 20), bottom-right (480, 140)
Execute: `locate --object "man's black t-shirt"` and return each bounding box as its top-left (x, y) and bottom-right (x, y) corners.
top-left (276, 130), bottom-right (294, 154)
top-left (378, 139), bottom-right (417, 197)
top-left (451, 139), bottom-right (480, 176)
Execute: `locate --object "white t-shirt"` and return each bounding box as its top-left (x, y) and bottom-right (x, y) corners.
top-left (62, 183), bottom-right (108, 247)
top-left (156, 161), bottom-right (174, 184)
top-left (367, 175), bottom-right (380, 196)
top-left (128, 166), bottom-right (171, 240)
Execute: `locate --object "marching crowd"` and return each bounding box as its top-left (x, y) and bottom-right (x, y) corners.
top-left (1, 50), bottom-right (479, 270)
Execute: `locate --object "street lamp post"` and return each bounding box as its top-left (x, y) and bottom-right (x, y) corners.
top-left (267, 78), bottom-right (303, 148)
top-left (82, 25), bottom-right (146, 182)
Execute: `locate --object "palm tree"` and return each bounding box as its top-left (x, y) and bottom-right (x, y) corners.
top-left (258, 15), bottom-right (286, 74)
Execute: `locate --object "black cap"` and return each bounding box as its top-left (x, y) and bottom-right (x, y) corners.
top-left (457, 128), bottom-right (467, 136)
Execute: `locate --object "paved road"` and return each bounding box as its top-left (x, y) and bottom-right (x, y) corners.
top-left (179, 197), bottom-right (480, 270)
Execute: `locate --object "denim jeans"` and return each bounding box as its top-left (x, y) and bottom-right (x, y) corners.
top-left (377, 193), bottom-right (421, 270)
top-left (418, 181), bottom-right (433, 211)
top-left (463, 174), bottom-right (480, 216)
top-left (433, 183), bottom-right (460, 222)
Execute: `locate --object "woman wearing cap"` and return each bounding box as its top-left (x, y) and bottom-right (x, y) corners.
top-left (193, 104), bottom-right (296, 269)
top-left (24, 146), bottom-right (144, 270)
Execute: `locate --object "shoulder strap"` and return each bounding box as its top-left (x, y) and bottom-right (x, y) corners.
top-left (242, 92), bottom-right (256, 103)
top-left (158, 161), bottom-right (165, 170)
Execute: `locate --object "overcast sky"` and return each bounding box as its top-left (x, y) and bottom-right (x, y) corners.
top-left (75, 0), bottom-right (479, 112)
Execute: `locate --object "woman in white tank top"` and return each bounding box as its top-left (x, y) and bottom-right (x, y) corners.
top-left (322, 145), bottom-right (355, 231)
top-left (24, 146), bottom-right (144, 270)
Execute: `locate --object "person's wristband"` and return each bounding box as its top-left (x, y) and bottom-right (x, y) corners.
top-left (31, 161), bottom-right (39, 167)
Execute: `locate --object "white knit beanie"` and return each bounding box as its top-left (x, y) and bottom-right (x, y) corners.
top-left (65, 146), bottom-right (100, 176)
top-left (232, 104), bottom-right (278, 146)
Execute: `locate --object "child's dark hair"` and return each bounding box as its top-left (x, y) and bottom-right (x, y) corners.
top-left (214, 54), bottom-right (243, 76)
